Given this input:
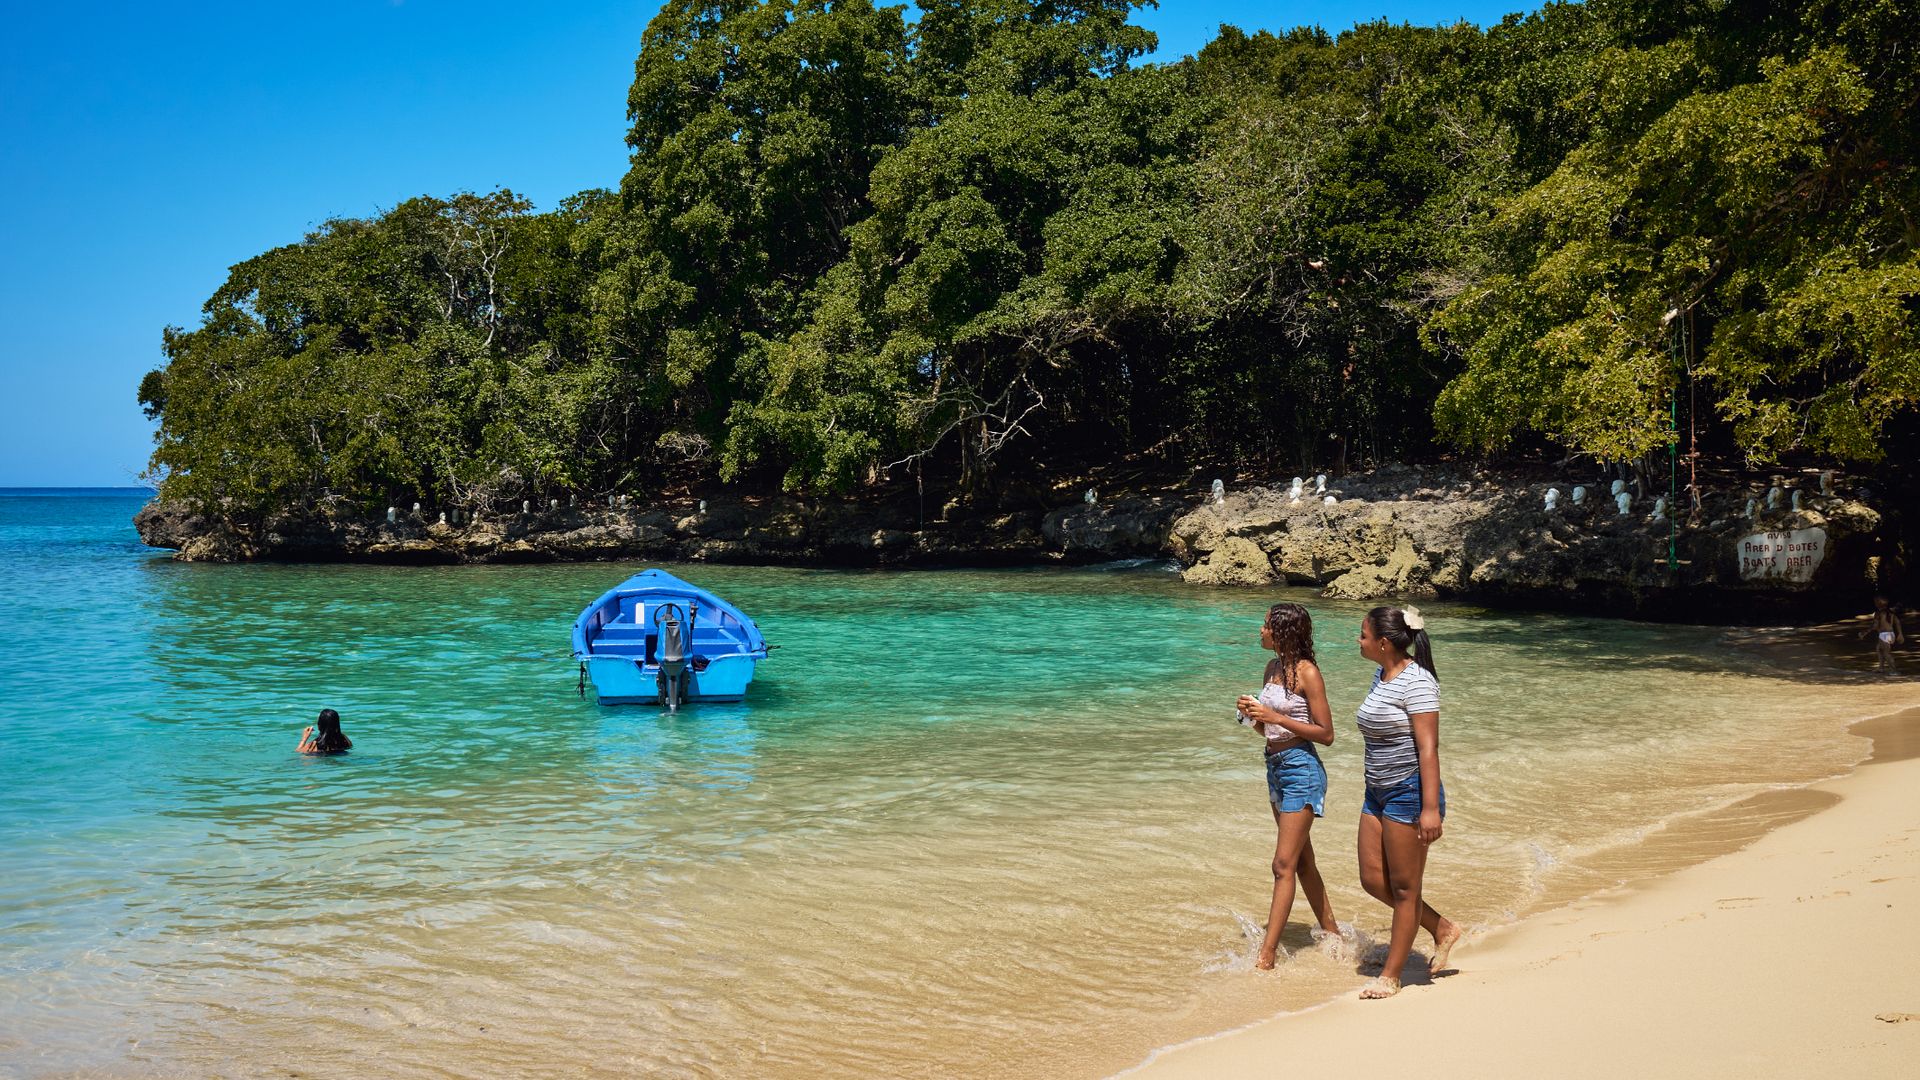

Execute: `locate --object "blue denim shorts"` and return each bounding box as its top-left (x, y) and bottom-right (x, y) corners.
top-left (1265, 744), bottom-right (1327, 817)
top-left (1361, 773), bottom-right (1446, 825)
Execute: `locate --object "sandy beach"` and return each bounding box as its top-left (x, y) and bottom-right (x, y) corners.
top-left (1125, 708), bottom-right (1920, 1079)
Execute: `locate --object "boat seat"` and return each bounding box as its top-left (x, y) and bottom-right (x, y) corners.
top-left (589, 641), bottom-right (649, 657)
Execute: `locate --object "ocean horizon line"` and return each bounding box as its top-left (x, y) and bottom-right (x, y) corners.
top-left (0, 485), bottom-right (156, 495)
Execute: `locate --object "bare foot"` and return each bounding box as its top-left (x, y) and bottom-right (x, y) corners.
top-left (1254, 949), bottom-right (1277, 970)
top-left (1429, 918), bottom-right (1463, 973)
top-left (1359, 976), bottom-right (1400, 999)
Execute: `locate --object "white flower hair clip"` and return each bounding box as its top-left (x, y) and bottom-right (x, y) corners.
top-left (1401, 605), bottom-right (1426, 631)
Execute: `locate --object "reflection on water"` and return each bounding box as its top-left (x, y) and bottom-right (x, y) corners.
top-left (1, 494), bottom-right (1910, 1078)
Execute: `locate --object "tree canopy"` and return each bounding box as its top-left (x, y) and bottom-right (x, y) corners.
top-left (141, 0), bottom-right (1920, 515)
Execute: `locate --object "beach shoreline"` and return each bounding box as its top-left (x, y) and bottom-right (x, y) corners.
top-left (1120, 705), bottom-right (1920, 1079)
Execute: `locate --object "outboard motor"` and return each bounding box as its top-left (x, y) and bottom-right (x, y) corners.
top-left (655, 603), bottom-right (690, 712)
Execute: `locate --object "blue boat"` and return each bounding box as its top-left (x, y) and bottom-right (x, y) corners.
top-left (570, 569), bottom-right (770, 708)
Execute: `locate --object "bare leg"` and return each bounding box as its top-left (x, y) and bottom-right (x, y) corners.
top-left (1358, 813), bottom-right (1448, 936)
top-left (1257, 805), bottom-right (1317, 969)
top-left (1357, 811), bottom-right (1391, 907)
top-left (1378, 816), bottom-right (1432, 985)
top-left (1358, 813), bottom-right (1460, 995)
top-left (1296, 835), bottom-right (1340, 934)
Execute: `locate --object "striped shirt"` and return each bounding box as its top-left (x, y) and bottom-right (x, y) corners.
top-left (1354, 663), bottom-right (1440, 787)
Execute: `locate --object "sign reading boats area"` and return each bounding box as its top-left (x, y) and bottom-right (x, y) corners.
top-left (1737, 527), bottom-right (1827, 583)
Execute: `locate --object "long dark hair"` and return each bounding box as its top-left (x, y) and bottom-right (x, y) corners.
top-left (1266, 602), bottom-right (1317, 691)
top-left (1366, 606), bottom-right (1436, 681)
top-left (313, 708), bottom-right (352, 752)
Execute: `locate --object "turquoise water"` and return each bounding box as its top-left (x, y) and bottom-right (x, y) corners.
top-left (0, 491), bottom-right (1896, 1077)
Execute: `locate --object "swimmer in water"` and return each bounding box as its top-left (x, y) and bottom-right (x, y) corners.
top-left (297, 708), bottom-right (353, 754)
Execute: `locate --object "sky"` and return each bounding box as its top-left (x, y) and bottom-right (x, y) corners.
top-left (0, 1), bottom-right (1529, 486)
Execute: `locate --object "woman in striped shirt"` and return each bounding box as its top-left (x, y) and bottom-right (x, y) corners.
top-left (1353, 605), bottom-right (1461, 998)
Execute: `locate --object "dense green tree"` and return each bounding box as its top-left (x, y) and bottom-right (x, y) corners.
top-left (139, 0), bottom-right (1920, 517)
top-left (1433, 0), bottom-right (1920, 464)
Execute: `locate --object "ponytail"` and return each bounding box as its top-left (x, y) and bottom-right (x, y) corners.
top-left (1366, 606), bottom-right (1437, 681)
top-left (1409, 628), bottom-right (1435, 681)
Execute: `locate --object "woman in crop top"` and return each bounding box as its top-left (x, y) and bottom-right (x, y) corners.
top-left (1352, 605), bottom-right (1461, 998)
top-left (1235, 602), bottom-right (1340, 969)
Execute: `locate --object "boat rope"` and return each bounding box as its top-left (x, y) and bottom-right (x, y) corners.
top-left (577, 662), bottom-right (586, 699)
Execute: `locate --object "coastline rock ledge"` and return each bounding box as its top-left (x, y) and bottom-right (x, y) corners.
top-left (1171, 465), bottom-right (1891, 620)
top-left (132, 492), bottom-right (1190, 569)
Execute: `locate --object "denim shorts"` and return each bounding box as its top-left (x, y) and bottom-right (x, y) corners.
top-left (1361, 773), bottom-right (1446, 825)
top-left (1265, 744), bottom-right (1327, 817)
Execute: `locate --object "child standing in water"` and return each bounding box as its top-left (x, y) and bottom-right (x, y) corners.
top-left (297, 708), bottom-right (353, 754)
top-left (1867, 596), bottom-right (1904, 674)
top-left (1235, 602), bottom-right (1340, 969)
top-left (1352, 605), bottom-right (1461, 998)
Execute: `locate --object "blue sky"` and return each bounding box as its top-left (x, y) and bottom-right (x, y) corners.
top-left (0, 1), bottom-right (1528, 486)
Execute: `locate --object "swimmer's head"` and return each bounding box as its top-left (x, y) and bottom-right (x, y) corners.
top-left (311, 708), bottom-right (351, 752)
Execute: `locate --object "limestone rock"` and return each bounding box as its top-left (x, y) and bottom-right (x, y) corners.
top-left (1321, 537), bottom-right (1435, 600)
top-left (1181, 535), bottom-right (1276, 586)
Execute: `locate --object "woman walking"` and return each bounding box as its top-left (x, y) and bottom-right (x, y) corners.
top-left (1352, 605), bottom-right (1460, 998)
top-left (1236, 602), bottom-right (1340, 969)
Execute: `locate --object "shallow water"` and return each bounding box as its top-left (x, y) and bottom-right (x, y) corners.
top-left (0, 491), bottom-right (1907, 1078)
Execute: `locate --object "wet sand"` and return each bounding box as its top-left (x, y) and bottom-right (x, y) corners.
top-left (1123, 707), bottom-right (1920, 1079)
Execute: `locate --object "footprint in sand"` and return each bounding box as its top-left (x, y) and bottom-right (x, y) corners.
top-left (1874, 1012), bottom-right (1919, 1024)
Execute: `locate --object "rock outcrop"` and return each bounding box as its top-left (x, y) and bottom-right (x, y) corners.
top-left (134, 463), bottom-right (1899, 620)
top-left (1172, 465), bottom-right (1892, 620)
top-left (134, 491), bottom-right (1192, 569)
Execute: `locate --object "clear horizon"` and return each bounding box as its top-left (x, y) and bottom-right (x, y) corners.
top-left (0, 1), bottom-right (1527, 487)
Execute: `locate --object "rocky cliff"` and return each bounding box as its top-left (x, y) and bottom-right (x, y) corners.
top-left (1171, 465), bottom-right (1890, 620)
top-left (136, 463), bottom-right (1897, 620)
top-left (133, 492), bottom-right (1191, 569)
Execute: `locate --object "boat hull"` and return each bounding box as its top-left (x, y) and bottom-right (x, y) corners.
top-left (583, 653), bottom-right (759, 705)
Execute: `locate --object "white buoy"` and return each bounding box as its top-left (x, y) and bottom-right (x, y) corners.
top-left (1322, 495), bottom-right (1337, 506)
top-left (1084, 488), bottom-right (1097, 506)
top-left (549, 498), bottom-right (559, 511)
top-left (1767, 486), bottom-right (1783, 510)
top-left (522, 500), bottom-right (530, 514)
top-left (1744, 498), bottom-right (1757, 519)
top-left (1572, 485), bottom-right (1587, 505)
top-left (1288, 477), bottom-right (1304, 503)
top-left (386, 506), bottom-right (397, 524)
top-left (1210, 478), bottom-right (1225, 505)
top-left (569, 494), bottom-right (576, 508)
top-left (699, 499), bottom-right (707, 513)
top-left (1611, 479), bottom-right (1626, 497)
top-left (1820, 471), bottom-right (1833, 495)
top-left (1791, 490), bottom-right (1803, 511)
top-left (1615, 492), bottom-right (1632, 516)
top-left (438, 511), bottom-right (447, 525)
top-left (1544, 487), bottom-right (1560, 512)
top-left (1315, 473), bottom-right (1328, 495)
top-left (1652, 496), bottom-right (1667, 519)
top-left (411, 502), bottom-right (421, 515)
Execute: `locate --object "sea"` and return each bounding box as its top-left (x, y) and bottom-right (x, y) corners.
top-left (0, 488), bottom-right (1908, 1078)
